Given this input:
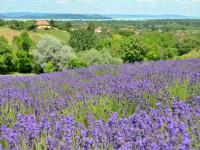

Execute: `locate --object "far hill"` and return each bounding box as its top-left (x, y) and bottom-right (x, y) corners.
top-left (1, 12), bottom-right (199, 20)
top-left (105, 14), bottom-right (199, 19)
top-left (0, 12), bottom-right (111, 20)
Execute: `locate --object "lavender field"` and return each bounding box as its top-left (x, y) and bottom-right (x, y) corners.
top-left (0, 59), bottom-right (200, 150)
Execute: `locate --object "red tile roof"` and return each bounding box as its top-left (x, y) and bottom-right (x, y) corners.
top-left (36, 20), bottom-right (49, 26)
top-left (95, 27), bottom-right (102, 33)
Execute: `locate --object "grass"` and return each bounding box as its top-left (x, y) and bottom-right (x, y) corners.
top-left (0, 72), bottom-right (36, 76)
top-left (62, 79), bottom-right (200, 123)
top-left (175, 49), bottom-right (200, 60)
top-left (31, 28), bottom-right (70, 44)
top-left (0, 27), bottom-right (70, 44)
top-left (0, 27), bottom-right (21, 44)
top-left (62, 97), bottom-right (136, 123)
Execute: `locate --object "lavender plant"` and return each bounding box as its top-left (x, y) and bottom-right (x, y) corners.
top-left (0, 59), bottom-right (200, 149)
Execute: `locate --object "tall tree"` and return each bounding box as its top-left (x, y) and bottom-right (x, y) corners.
top-left (16, 50), bottom-right (33, 73)
top-left (49, 19), bottom-right (56, 27)
top-left (13, 32), bottom-right (34, 51)
top-left (0, 36), bottom-right (15, 73)
top-left (69, 29), bottom-right (96, 52)
top-left (13, 32), bottom-right (35, 73)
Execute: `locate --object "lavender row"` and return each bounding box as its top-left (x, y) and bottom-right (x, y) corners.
top-left (1, 98), bottom-right (200, 149)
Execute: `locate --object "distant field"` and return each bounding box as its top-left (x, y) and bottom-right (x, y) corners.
top-left (0, 27), bottom-right (21, 44)
top-left (0, 27), bottom-right (70, 44)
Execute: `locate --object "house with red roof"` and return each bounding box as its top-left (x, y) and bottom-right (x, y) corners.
top-left (36, 20), bottom-right (50, 29)
top-left (95, 27), bottom-right (102, 33)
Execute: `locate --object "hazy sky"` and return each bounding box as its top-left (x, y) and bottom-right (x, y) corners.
top-left (1, 0), bottom-right (200, 16)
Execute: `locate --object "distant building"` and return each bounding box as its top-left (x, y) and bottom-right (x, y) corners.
top-left (95, 27), bottom-right (102, 33)
top-left (36, 20), bottom-right (50, 29)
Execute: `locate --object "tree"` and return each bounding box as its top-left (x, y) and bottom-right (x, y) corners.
top-left (13, 32), bottom-right (35, 73)
top-left (69, 29), bottom-right (96, 52)
top-left (176, 34), bottom-right (200, 55)
top-left (121, 38), bottom-right (147, 63)
top-left (8, 20), bottom-right (25, 30)
top-left (0, 36), bottom-right (15, 73)
top-left (25, 21), bottom-right (37, 31)
top-left (67, 58), bottom-right (87, 69)
top-left (13, 32), bottom-right (34, 51)
top-left (0, 19), bottom-right (5, 26)
top-left (64, 22), bottom-right (72, 32)
top-left (87, 22), bottom-right (95, 32)
top-left (16, 50), bottom-right (33, 73)
top-left (49, 20), bottom-right (56, 27)
top-left (141, 31), bottom-right (178, 60)
top-left (34, 35), bottom-right (76, 72)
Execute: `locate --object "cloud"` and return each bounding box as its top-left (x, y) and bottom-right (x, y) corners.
top-left (2, 0), bottom-right (93, 3)
top-left (135, 0), bottom-right (200, 5)
top-left (3, 0), bottom-right (16, 2)
top-left (56, 0), bottom-right (93, 3)
top-left (56, 0), bottom-right (69, 3)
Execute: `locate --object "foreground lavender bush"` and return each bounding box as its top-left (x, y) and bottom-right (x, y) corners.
top-left (0, 59), bottom-right (200, 149)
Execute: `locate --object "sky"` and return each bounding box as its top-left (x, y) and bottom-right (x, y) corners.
top-left (1, 0), bottom-right (200, 16)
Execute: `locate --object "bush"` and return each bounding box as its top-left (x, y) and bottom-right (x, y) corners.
top-left (101, 51), bottom-right (122, 64)
top-left (25, 21), bottom-right (37, 31)
top-left (8, 20), bottom-right (25, 30)
top-left (121, 38), bottom-right (147, 63)
top-left (78, 49), bottom-right (122, 67)
top-left (44, 61), bottom-right (55, 73)
top-left (162, 48), bottom-right (178, 59)
top-left (78, 49), bottom-right (103, 66)
top-left (67, 58), bottom-right (88, 69)
top-left (34, 36), bottom-right (76, 72)
top-left (176, 35), bottom-right (200, 55)
top-left (55, 45), bottom-right (77, 71)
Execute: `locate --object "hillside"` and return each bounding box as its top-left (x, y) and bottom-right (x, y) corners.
top-left (178, 49), bottom-right (200, 59)
top-left (0, 27), bottom-right (70, 44)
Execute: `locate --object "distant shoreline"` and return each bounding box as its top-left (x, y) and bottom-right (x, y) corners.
top-left (1, 13), bottom-right (200, 21)
top-left (3, 18), bottom-right (200, 21)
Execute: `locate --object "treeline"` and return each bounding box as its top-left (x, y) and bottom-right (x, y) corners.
top-left (73, 19), bottom-right (200, 31)
top-left (0, 19), bottom-right (74, 31)
top-left (0, 19), bottom-right (200, 74)
top-left (3, 19), bottom-right (200, 32)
